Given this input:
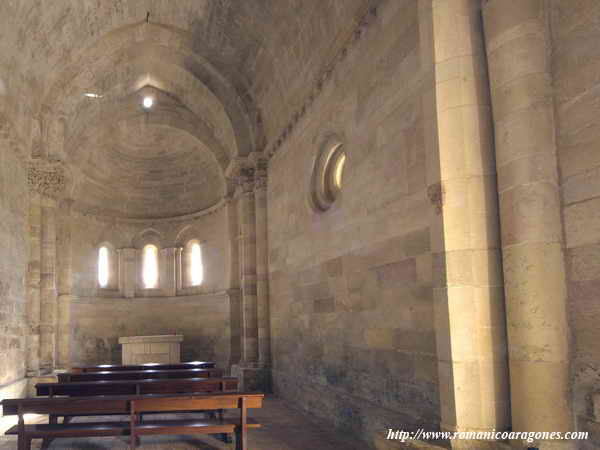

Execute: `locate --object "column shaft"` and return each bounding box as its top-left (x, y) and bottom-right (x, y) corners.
top-left (483, 0), bottom-right (573, 439)
top-left (238, 188), bottom-right (259, 363)
top-left (26, 192), bottom-right (42, 376)
top-left (420, 0), bottom-right (510, 437)
top-left (160, 247), bottom-right (177, 297)
top-left (119, 248), bottom-right (137, 298)
top-left (254, 183), bottom-right (271, 366)
top-left (39, 196), bottom-right (58, 374)
top-left (226, 196), bottom-right (242, 364)
top-left (56, 199), bottom-right (73, 369)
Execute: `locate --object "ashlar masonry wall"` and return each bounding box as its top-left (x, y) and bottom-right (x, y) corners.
top-left (267, 1), bottom-right (439, 445)
top-left (0, 121), bottom-right (29, 402)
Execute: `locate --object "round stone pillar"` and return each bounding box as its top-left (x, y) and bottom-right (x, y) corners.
top-left (254, 170), bottom-right (271, 367)
top-left (483, 0), bottom-right (574, 445)
top-left (420, 0), bottom-right (510, 444)
top-left (238, 178), bottom-right (259, 364)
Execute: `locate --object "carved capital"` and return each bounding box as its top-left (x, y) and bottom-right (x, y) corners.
top-left (254, 172), bottom-right (267, 191)
top-left (28, 161), bottom-right (65, 199)
top-left (239, 168), bottom-right (255, 194)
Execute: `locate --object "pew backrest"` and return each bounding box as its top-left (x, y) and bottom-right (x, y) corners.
top-left (36, 377), bottom-right (238, 397)
top-left (71, 361), bottom-right (215, 373)
top-left (58, 368), bottom-right (223, 383)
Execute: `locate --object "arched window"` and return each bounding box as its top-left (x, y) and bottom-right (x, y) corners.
top-left (189, 240), bottom-right (204, 286)
top-left (98, 246), bottom-right (109, 288)
top-left (142, 244), bottom-right (159, 289)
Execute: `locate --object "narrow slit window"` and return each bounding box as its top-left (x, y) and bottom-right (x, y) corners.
top-left (142, 244), bottom-right (159, 288)
top-left (98, 246), bottom-right (109, 287)
top-left (190, 241), bottom-right (204, 286)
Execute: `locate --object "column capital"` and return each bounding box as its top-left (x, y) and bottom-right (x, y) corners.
top-left (27, 160), bottom-right (66, 199)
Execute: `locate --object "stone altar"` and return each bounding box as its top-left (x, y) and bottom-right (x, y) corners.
top-left (119, 334), bottom-right (183, 365)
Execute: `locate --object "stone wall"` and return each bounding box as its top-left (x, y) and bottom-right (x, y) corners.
top-left (551, 0), bottom-right (600, 443)
top-left (0, 127), bottom-right (28, 395)
top-left (70, 292), bottom-right (231, 369)
top-left (268, 0), bottom-right (439, 445)
top-left (65, 207), bottom-right (231, 369)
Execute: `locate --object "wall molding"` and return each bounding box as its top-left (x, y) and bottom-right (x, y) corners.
top-left (266, 0), bottom-right (383, 161)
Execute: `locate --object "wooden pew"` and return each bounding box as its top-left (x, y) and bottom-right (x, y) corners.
top-left (37, 377), bottom-right (238, 397)
top-left (2, 392), bottom-right (264, 450)
top-left (130, 393), bottom-right (263, 449)
top-left (71, 361), bottom-right (216, 373)
top-left (58, 367), bottom-right (223, 383)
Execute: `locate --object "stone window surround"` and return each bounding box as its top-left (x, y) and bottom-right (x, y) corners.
top-left (178, 239), bottom-right (206, 294)
top-left (96, 242), bottom-right (119, 294)
top-left (137, 239), bottom-right (162, 296)
top-left (310, 134), bottom-right (346, 212)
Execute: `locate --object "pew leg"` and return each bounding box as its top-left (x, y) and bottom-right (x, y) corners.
top-left (234, 427), bottom-right (246, 450)
top-left (41, 415), bottom-right (58, 449)
top-left (130, 432), bottom-right (137, 449)
top-left (18, 435), bottom-right (32, 450)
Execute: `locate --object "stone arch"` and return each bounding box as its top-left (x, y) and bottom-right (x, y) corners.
top-left (174, 224), bottom-right (204, 248)
top-left (38, 22), bottom-right (261, 160)
top-left (95, 240), bottom-right (118, 290)
top-left (132, 228), bottom-right (165, 250)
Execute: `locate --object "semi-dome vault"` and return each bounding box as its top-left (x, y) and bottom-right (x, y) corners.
top-left (0, 0), bottom-right (370, 219)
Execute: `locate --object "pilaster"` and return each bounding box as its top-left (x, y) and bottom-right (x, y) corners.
top-left (420, 0), bottom-right (510, 445)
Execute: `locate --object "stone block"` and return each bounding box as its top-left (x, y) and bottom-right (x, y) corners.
top-left (393, 329), bottom-right (437, 354)
top-left (364, 328), bottom-right (395, 350)
top-left (314, 297), bottom-right (335, 314)
top-left (499, 181), bottom-right (563, 247)
top-left (374, 259), bottom-right (417, 287)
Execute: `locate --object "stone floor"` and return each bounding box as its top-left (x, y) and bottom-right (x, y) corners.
top-left (0, 396), bottom-right (365, 449)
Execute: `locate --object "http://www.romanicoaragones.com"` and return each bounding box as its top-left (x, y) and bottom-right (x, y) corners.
top-left (386, 428), bottom-right (589, 444)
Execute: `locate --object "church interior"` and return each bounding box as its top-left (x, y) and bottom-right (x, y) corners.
top-left (0, 0), bottom-right (599, 449)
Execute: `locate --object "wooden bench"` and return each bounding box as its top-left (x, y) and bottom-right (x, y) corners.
top-left (58, 367), bottom-right (223, 382)
top-left (2, 392), bottom-right (263, 450)
top-left (37, 377), bottom-right (238, 397)
top-left (130, 394), bottom-right (263, 449)
top-left (71, 361), bottom-right (216, 373)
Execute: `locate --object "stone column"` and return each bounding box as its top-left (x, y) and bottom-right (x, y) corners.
top-left (420, 0), bottom-right (510, 443)
top-left (483, 0), bottom-right (574, 445)
top-left (56, 199), bottom-right (73, 370)
top-left (254, 165), bottom-right (271, 367)
top-left (26, 192), bottom-right (42, 376)
top-left (226, 194), bottom-right (241, 291)
top-left (238, 172), bottom-right (259, 364)
top-left (119, 248), bottom-right (137, 298)
top-left (231, 165), bottom-right (275, 391)
top-left (160, 247), bottom-right (177, 297)
top-left (175, 247), bottom-right (183, 293)
top-left (39, 196), bottom-right (58, 374)
top-left (226, 194), bottom-right (242, 364)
